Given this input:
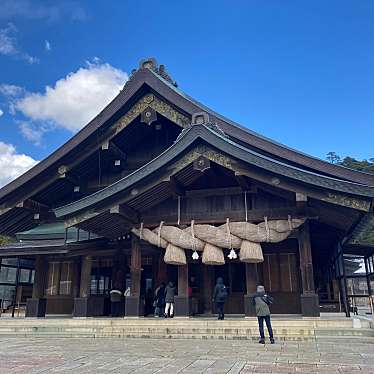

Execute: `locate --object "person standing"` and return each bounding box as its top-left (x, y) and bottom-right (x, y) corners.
top-left (164, 281), bottom-right (176, 318)
top-left (154, 282), bottom-right (166, 317)
top-left (253, 285), bottom-right (274, 344)
top-left (109, 288), bottom-right (122, 317)
top-left (212, 277), bottom-right (228, 320)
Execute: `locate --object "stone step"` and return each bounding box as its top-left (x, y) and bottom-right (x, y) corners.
top-left (0, 318), bottom-right (372, 341)
top-left (0, 331), bottom-right (373, 343)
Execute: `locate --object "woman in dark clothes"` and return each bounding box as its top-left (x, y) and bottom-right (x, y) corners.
top-left (212, 277), bottom-right (228, 320)
top-left (154, 282), bottom-right (166, 317)
top-left (164, 281), bottom-right (176, 318)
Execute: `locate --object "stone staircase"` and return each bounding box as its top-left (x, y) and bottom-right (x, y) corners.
top-left (0, 317), bottom-right (373, 341)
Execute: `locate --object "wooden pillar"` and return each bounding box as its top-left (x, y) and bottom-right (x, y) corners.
top-left (112, 250), bottom-right (126, 291)
top-left (178, 265), bottom-right (188, 296)
top-left (32, 255), bottom-right (47, 298)
top-left (244, 263), bottom-right (258, 316)
top-left (79, 255), bottom-right (92, 297)
top-left (130, 235), bottom-right (141, 297)
top-left (26, 255), bottom-right (47, 317)
top-left (71, 260), bottom-right (80, 298)
top-left (246, 263), bottom-right (258, 294)
top-left (202, 265), bottom-right (213, 314)
top-left (157, 253), bottom-right (168, 284)
top-left (125, 234), bottom-right (142, 316)
top-left (298, 221), bottom-right (320, 316)
top-left (175, 264), bottom-right (189, 316)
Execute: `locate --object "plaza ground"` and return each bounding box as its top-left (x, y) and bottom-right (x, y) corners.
top-left (1, 336), bottom-right (374, 373)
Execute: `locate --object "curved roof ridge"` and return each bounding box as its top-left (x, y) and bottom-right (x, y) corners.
top-left (1, 61), bottom-right (373, 207)
top-left (148, 69), bottom-right (374, 184)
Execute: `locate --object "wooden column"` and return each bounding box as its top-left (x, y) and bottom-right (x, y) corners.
top-left (298, 221), bottom-right (320, 316)
top-left (245, 263), bottom-right (258, 294)
top-left (175, 264), bottom-right (189, 316)
top-left (244, 263), bottom-right (258, 316)
top-left (112, 250), bottom-right (126, 291)
top-left (79, 255), bottom-right (92, 298)
top-left (125, 234), bottom-right (142, 316)
top-left (202, 265), bottom-right (213, 314)
top-left (178, 265), bottom-right (189, 297)
top-left (71, 260), bottom-right (80, 298)
top-left (157, 253), bottom-right (168, 284)
top-left (26, 255), bottom-right (47, 317)
top-left (130, 235), bottom-right (141, 297)
top-left (74, 255), bottom-right (105, 317)
top-left (32, 255), bottom-right (47, 298)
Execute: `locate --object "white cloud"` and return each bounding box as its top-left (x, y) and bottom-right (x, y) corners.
top-left (0, 83), bottom-right (25, 97)
top-left (0, 0), bottom-right (87, 22)
top-left (45, 40), bottom-right (51, 51)
top-left (17, 121), bottom-right (49, 146)
top-left (0, 109), bottom-right (3, 117)
top-left (15, 61), bottom-right (128, 132)
top-left (0, 141), bottom-right (38, 188)
top-left (0, 23), bottom-right (38, 64)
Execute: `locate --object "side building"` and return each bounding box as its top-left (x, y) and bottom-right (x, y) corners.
top-left (0, 58), bottom-right (373, 318)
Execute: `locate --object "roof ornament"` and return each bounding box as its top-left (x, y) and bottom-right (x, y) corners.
top-left (174, 111), bottom-right (227, 143)
top-left (191, 112), bottom-right (227, 137)
top-left (137, 58), bottom-right (178, 87)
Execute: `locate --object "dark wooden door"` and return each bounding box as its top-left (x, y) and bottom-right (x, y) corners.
top-left (260, 253), bottom-right (301, 314)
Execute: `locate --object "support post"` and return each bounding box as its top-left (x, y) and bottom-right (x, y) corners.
top-left (73, 255), bottom-right (104, 317)
top-left (175, 264), bottom-right (189, 317)
top-left (244, 263), bottom-right (258, 317)
top-left (202, 265), bottom-right (213, 314)
top-left (26, 255), bottom-right (47, 317)
top-left (125, 234), bottom-right (142, 316)
top-left (298, 222), bottom-right (320, 317)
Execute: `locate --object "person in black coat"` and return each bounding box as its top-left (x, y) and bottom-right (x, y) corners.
top-left (109, 288), bottom-right (122, 317)
top-left (153, 282), bottom-right (166, 317)
top-left (164, 281), bottom-right (176, 318)
top-left (212, 277), bottom-right (228, 320)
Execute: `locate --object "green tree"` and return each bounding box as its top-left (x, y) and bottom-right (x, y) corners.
top-left (0, 235), bottom-right (14, 246)
top-left (326, 153), bottom-right (374, 175)
top-left (326, 152), bottom-right (341, 164)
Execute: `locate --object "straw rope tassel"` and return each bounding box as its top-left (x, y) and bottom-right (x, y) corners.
top-left (158, 221), bottom-right (164, 248)
top-left (177, 196), bottom-right (181, 226)
top-left (140, 222), bottom-right (144, 240)
top-left (244, 191), bottom-right (248, 222)
top-left (264, 216), bottom-right (270, 242)
top-left (288, 215), bottom-right (293, 231)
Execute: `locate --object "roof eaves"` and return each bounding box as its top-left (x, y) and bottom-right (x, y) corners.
top-left (54, 124), bottom-right (374, 219)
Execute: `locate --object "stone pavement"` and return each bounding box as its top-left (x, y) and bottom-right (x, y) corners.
top-left (0, 337), bottom-right (374, 373)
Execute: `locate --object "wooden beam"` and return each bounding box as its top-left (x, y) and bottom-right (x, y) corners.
top-left (252, 181), bottom-right (295, 201)
top-left (232, 160), bottom-right (371, 212)
top-left (102, 140), bottom-right (127, 162)
top-left (16, 199), bottom-right (50, 214)
top-left (235, 173), bottom-right (257, 193)
top-left (168, 176), bottom-right (184, 197)
top-left (110, 204), bottom-right (139, 223)
top-left (141, 207), bottom-right (317, 227)
top-left (185, 186), bottom-right (242, 198)
top-left (58, 172), bottom-right (80, 186)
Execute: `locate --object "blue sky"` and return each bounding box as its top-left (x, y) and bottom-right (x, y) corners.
top-left (0, 0), bottom-right (373, 186)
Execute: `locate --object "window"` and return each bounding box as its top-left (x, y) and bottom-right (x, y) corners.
top-left (46, 262), bottom-right (59, 296)
top-left (59, 262), bottom-right (72, 295)
top-left (19, 269), bottom-right (31, 283)
top-left (0, 266), bottom-right (16, 283)
top-left (46, 261), bottom-right (73, 296)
